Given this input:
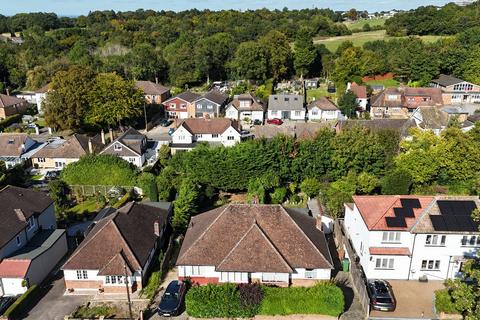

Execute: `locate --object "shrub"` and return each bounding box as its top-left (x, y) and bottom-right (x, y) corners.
top-left (72, 304), bottom-right (118, 318)
top-left (3, 285), bottom-right (41, 318)
top-left (238, 283), bottom-right (264, 314)
top-left (259, 282), bottom-right (344, 317)
top-left (185, 283), bottom-right (256, 318)
top-left (0, 114), bottom-right (22, 131)
top-left (112, 190), bottom-right (132, 209)
top-left (61, 154), bottom-right (138, 186)
top-left (435, 289), bottom-right (459, 314)
top-left (137, 172), bottom-right (158, 201)
top-left (300, 178), bottom-right (322, 198)
top-left (381, 168), bottom-right (413, 195)
top-left (270, 186), bottom-right (287, 204)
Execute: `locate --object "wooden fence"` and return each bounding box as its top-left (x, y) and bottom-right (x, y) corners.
top-left (334, 219), bottom-right (370, 317)
top-left (69, 185), bottom-right (138, 197)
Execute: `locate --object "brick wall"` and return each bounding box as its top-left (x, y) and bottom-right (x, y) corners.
top-left (179, 276), bottom-right (219, 285)
top-left (65, 280), bottom-right (141, 293)
top-left (291, 279), bottom-right (319, 287)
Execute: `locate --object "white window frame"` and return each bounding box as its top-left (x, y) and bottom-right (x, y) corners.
top-left (114, 144), bottom-right (122, 151)
top-left (375, 258), bottom-right (394, 270)
top-left (421, 260), bottom-right (440, 271)
top-left (227, 136), bottom-right (235, 141)
top-left (382, 232), bottom-right (401, 243)
top-left (190, 266), bottom-right (201, 276)
top-left (425, 234), bottom-right (446, 246)
top-left (305, 269), bottom-right (317, 279)
top-left (27, 216), bottom-right (35, 231)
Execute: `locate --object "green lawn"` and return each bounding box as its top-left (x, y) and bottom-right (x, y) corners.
top-left (68, 199), bottom-right (104, 215)
top-left (344, 17), bottom-right (387, 31)
top-left (314, 30), bottom-right (450, 52)
top-left (365, 78), bottom-right (400, 88)
top-left (307, 86), bottom-right (336, 102)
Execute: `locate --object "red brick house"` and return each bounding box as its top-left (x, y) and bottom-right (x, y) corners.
top-left (62, 201), bottom-right (171, 294)
top-left (135, 81), bottom-right (171, 105)
top-left (163, 91), bottom-right (201, 119)
top-left (0, 94), bottom-right (29, 120)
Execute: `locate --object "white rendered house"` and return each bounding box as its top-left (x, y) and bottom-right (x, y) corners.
top-left (344, 195), bottom-right (480, 281)
top-left (225, 93), bottom-right (265, 123)
top-left (267, 94), bottom-right (305, 121)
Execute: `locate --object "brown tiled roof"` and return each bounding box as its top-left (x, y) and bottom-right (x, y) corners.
top-left (416, 106), bottom-right (449, 130)
top-left (165, 91), bottom-right (201, 104)
top-left (0, 94), bottom-right (26, 108)
top-left (200, 89), bottom-right (228, 105)
top-left (350, 83), bottom-right (367, 99)
top-left (177, 204), bottom-right (333, 272)
top-left (404, 87), bottom-right (443, 109)
top-left (307, 97), bottom-right (339, 111)
top-left (0, 186), bottom-right (53, 248)
top-left (98, 251), bottom-right (134, 276)
top-left (179, 118), bottom-right (239, 135)
top-left (228, 93), bottom-right (265, 112)
top-left (370, 88), bottom-right (404, 108)
top-left (35, 83), bottom-right (50, 94)
top-left (336, 119), bottom-right (416, 137)
top-left (63, 202), bottom-right (170, 274)
top-left (0, 134), bottom-right (32, 157)
top-left (352, 195), bottom-right (434, 231)
top-left (369, 247), bottom-right (411, 256)
top-left (0, 260), bottom-right (31, 278)
top-left (100, 128), bottom-right (145, 157)
top-left (33, 134), bottom-right (103, 159)
top-left (135, 80), bottom-right (170, 95)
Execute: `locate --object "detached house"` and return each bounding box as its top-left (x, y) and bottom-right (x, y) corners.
top-left (0, 134), bottom-right (44, 169)
top-left (0, 94), bottom-right (29, 120)
top-left (192, 90), bottom-right (229, 118)
top-left (177, 204), bottom-right (333, 287)
top-left (347, 82), bottom-right (368, 111)
top-left (32, 134), bottom-right (103, 171)
top-left (307, 97), bottom-right (343, 121)
top-left (100, 128), bottom-right (147, 168)
top-left (0, 186), bottom-right (67, 296)
top-left (430, 74), bottom-right (480, 105)
top-left (164, 91), bottom-right (201, 119)
top-left (344, 195), bottom-right (480, 281)
top-left (62, 201), bottom-right (171, 294)
top-left (267, 94), bottom-right (305, 121)
top-left (225, 93), bottom-right (265, 123)
top-left (34, 84), bottom-right (50, 114)
top-left (171, 118), bottom-right (242, 153)
top-left (135, 80), bottom-right (171, 105)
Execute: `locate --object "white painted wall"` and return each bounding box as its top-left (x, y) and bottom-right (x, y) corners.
top-left (225, 106), bottom-right (239, 120)
top-left (220, 127), bottom-right (241, 147)
top-left (1, 278), bottom-right (27, 296)
top-left (267, 109), bottom-right (305, 120)
top-left (35, 92), bottom-right (47, 114)
top-left (171, 126), bottom-right (193, 144)
top-left (308, 108), bottom-right (342, 121)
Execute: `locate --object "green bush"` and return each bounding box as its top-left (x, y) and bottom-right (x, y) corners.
top-left (0, 114), bottom-right (22, 131)
top-left (61, 154), bottom-right (138, 186)
top-left (185, 283), bottom-right (257, 318)
top-left (137, 172), bottom-right (158, 201)
top-left (259, 282), bottom-right (344, 317)
top-left (3, 285), bottom-right (40, 318)
top-left (72, 304), bottom-right (118, 318)
top-left (435, 289), bottom-right (459, 314)
top-left (112, 190), bottom-right (131, 209)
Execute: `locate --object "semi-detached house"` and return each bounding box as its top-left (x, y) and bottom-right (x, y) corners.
top-left (344, 195), bottom-right (480, 281)
top-left (177, 204), bottom-right (333, 287)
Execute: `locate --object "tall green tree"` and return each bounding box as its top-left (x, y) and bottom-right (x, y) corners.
top-left (195, 33), bottom-right (236, 83)
top-left (229, 41), bottom-right (269, 80)
top-left (258, 31), bottom-right (292, 81)
top-left (293, 30), bottom-right (317, 78)
top-left (338, 91), bottom-right (358, 118)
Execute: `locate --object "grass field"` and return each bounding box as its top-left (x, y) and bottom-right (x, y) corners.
top-left (307, 86), bottom-right (336, 102)
top-left (314, 30), bottom-right (449, 52)
top-left (344, 17), bottom-right (387, 31)
top-left (365, 78), bottom-right (400, 88)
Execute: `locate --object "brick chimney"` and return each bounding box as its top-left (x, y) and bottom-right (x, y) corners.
top-left (14, 209), bottom-right (26, 222)
top-left (316, 214), bottom-right (323, 231)
top-left (154, 221), bottom-right (160, 237)
top-left (88, 138), bottom-right (93, 154)
top-left (101, 130), bottom-right (106, 145)
top-left (109, 128), bottom-right (114, 143)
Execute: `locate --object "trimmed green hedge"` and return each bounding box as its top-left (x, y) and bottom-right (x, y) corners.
top-left (186, 282), bottom-right (344, 318)
top-left (435, 289), bottom-right (459, 314)
top-left (0, 114), bottom-right (22, 131)
top-left (259, 282), bottom-right (344, 317)
top-left (61, 154), bottom-right (138, 186)
top-left (3, 285), bottom-right (40, 318)
top-left (186, 283), bottom-right (258, 318)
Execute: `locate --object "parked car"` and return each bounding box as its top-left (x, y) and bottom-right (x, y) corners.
top-left (158, 280), bottom-right (187, 317)
top-left (253, 119), bottom-right (262, 125)
top-left (367, 279), bottom-right (396, 312)
top-left (0, 297), bottom-right (15, 315)
top-left (159, 119), bottom-right (173, 127)
top-left (45, 170), bottom-right (61, 180)
top-left (266, 118), bottom-right (283, 125)
top-left (168, 128), bottom-right (175, 136)
top-left (240, 130), bottom-right (250, 135)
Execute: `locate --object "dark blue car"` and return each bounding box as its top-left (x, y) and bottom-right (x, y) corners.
top-left (158, 280), bottom-right (186, 317)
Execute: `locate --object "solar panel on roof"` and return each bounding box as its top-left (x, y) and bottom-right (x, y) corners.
top-left (455, 216), bottom-right (477, 232)
top-left (430, 216), bottom-right (447, 231)
top-left (437, 200), bottom-right (476, 216)
top-left (394, 207), bottom-right (415, 218)
top-left (400, 198), bottom-right (421, 208)
top-left (442, 216), bottom-right (458, 231)
top-left (385, 217), bottom-right (407, 228)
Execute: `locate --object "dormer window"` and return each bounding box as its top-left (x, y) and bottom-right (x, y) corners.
top-left (27, 216), bottom-right (35, 231)
top-left (274, 97), bottom-right (278, 101)
top-left (8, 139), bottom-right (14, 144)
top-left (387, 95), bottom-right (399, 101)
top-left (114, 144), bottom-right (122, 151)
top-left (284, 97), bottom-right (289, 102)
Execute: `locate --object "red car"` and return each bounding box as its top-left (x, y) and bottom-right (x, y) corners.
top-left (267, 118), bottom-right (283, 125)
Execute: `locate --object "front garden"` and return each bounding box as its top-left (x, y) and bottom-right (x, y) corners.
top-left (185, 282), bottom-right (344, 318)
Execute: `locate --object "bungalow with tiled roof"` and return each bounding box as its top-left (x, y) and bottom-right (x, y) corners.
top-left (177, 204), bottom-right (333, 287)
top-left (225, 93), bottom-right (265, 123)
top-left (347, 82), bottom-right (368, 111)
top-left (344, 195), bottom-right (480, 280)
top-left (307, 97), bottom-right (343, 121)
top-left (62, 201), bottom-right (171, 294)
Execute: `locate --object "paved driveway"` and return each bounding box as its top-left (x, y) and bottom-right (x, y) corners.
top-left (369, 280), bottom-right (444, 319)
top-left (21, 270), bottom-right (91, 320)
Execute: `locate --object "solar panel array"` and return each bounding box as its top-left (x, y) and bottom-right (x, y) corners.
top-left (385, 198), bottom-right (422, 228)
top-left (430, 200), bottom-right (478, 232)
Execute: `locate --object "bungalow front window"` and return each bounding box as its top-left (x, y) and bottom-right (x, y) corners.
top-left (227, 136), bottom-right (235, 140)
top-left (189, 266), bottom-right (201, 275)
top-left (207, 105), bottom-right (213, 110)
top-left (261, 273), bottom-right (287, 282)
top-left (76, 270), bottom-right (88, 279)
top-left (305, 269), bottom-right (317, 279)
top-left (271, 111), bottom-right (278, 116)
top-left (37, 158), bottom-right (45, 163)
top-left (311, 109), bottom-right (318, 116)
top-left (294, 111), bottom-right (301, 117)
top-left (212, 134), bottom-right (219, 138)
top-left (105, 276), bottom-right (124, 284)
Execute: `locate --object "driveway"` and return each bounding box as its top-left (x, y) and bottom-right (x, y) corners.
top-left (21, 270), bottom-right (91, 320)
top-left (369, 280), bottom-right (444, 320)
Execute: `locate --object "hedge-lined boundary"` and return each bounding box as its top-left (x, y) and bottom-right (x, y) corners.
top-left (2, 285), bottom-right (40, 319)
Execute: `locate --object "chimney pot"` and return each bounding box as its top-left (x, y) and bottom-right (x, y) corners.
top-left (101, 130), bottom-right (106, 145)
top-left (109, 129), bottom-right (114, 143)
top-left (154, 221), bottom-right (160, 237)
top-left (88, 138), bottom-right (93, 154)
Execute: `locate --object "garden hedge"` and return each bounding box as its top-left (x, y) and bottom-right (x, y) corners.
top-left (435, 289), bottom-right (459, 314)
top-left (2, 285), bottom-right (40, 319)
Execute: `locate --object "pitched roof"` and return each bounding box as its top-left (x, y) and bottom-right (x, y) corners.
top-left (228, 93), bottom-right (265, 112)
top-left (0, 259), bottom-right (31, 278)
top-left (431, 74), bottom-right (465, 87)
top-left (135, 80), bottom-right (170, 95)
top-left (165, 91), bottom-right (201, 104)
top-left (197, 89), bottom-right (228, 105)
top-left (0, 134), bottom-right (33, 157)
top-left (0, 94), bottom-right (26, 108)
top-left (33, 134), bottom-right (103, 159)
top-left (35, 83), bottom-right (50, 94)
top-left (63, 201), bottom-right (171, 274)
top-left (349, 83), bottom-right (367, 99)
top-left (101, 128), bottom-right (145, 157)
top-left (177, 204), bottom-right (333, 272)
top-left (370, 88), bottom-right (404, 108)
top-left (178, 118), bottom-right (239, 135)
top-left (352, 195), bottom-right (434, 231)
top-left (0, 186), bottom-right (53, 249)
top-left (415, 106), bottom-right (449, 130)
top-left (404, 87), bottom-right (443, 109)
top-left (268, 94), bottom-right (304, 111)
top-left (307, 97), bottom-right (339, 111)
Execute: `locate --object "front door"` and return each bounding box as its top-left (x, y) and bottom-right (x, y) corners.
top-left (281, 111), bottom-right (289, 119)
